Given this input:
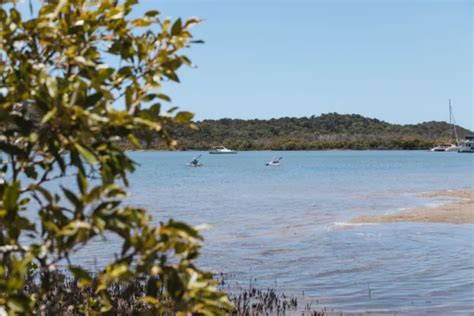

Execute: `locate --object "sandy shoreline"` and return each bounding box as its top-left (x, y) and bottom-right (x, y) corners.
top-left (352, 189), bottom-right (474, 224)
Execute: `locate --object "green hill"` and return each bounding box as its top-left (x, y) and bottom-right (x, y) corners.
top-left (137, 113), bottom-right (473, 150)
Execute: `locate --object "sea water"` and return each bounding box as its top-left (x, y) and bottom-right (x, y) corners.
top-left (74, 151), bottom-right (473, 313)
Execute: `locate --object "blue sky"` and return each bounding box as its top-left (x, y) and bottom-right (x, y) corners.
top-left (151, 0), bottom-right (472, 129)
top-left (16, 0), bottom-right (473, 129)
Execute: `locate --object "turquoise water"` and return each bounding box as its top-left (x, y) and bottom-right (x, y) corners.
top-left (77, 151), bottom-right (473, 313)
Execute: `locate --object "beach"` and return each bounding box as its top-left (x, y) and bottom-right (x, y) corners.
top-left (352, 189), bottom-right (474, 224)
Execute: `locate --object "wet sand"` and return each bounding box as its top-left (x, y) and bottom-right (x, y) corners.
top-left (352, 189), bottom-right (474, 224)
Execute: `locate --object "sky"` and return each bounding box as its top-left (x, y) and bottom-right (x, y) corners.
top-left (15, 0), bottom-right (474, 129)
top-left (152, 0), bottom-right (473, 129)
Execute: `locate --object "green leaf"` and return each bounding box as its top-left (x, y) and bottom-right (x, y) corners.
top-left (175, 111), bottom-right (194, 124)
top-left (99, 66), bottom-right (114, 77)
top-left (125, 86), bottom-right (133, 110)
top-left (156, 94), bottom-right (171, 102)
top-left (148, 103), bottom-right (161, 116)
top-left (77, 172), bottom-right (88, 195)
top-left (108, 263), bottom-right (129, 278)
top-left (61, 186), bottom-right (81, 209)
top-left (143, 93), bottom-right (171, 103)
top-left (132, 18), bottom-right (151, 27)
top-left (145, 10), bottom-right (160, 17)
top-left (7, 294), bottom-right (30, 313)
top-left (30, 185), bottom-right (52, 202)
top-left (171, 18), bottom-right (182, 36)
top-left (40, 108), bottom-right (57, 124)
top-left (69, 266), bottom-right (92, 287)
top-left (85, 93), bottom-right (103, 107)
top-left (24, 166), bottom-right (38, 179)
top-left (128, 134), bottom-right (140, 147)
top-left (167, 106), bottom-right (178, 113)
top-left (133, 118), bottom-right (162, 132)
top-left (3, 181), bottom-right (20, 212)
top-left (74, 144), bottom-right (98, 165)
top-left (46, 77), bottom-right (58, 97)
top-left (58, 220), bottom-right (91, 237)
top-left (184, 17), bottom-right (201, 29)
top-left (141, 296), bottom-right (159, 305)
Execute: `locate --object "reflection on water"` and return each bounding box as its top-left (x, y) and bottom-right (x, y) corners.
top-left (73, 151), bottom-right (473, 313)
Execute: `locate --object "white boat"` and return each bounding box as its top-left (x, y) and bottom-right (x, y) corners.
top-left (209, 146), bottom-right (237, 154)
top-left (458, 136), bottom-right (474, 153)
top-left (266, 156), bottom-right (282, 166)
top-left (430, 100), bottom-right (460, 152)
top-left (431, 143), bottom-right (460, 152)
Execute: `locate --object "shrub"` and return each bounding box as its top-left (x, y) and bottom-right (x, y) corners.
top-left (0, 0), bottom-right (231, 314)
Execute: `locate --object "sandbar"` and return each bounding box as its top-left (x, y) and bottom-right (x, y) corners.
top-left (352, 189), bottom-right (474, 224)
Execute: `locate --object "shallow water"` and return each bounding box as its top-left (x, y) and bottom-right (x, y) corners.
top-left (76, 150), bottom-right (473, 313)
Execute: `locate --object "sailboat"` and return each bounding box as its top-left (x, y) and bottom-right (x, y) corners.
top-left (430, 100), bottom-right (460, 152)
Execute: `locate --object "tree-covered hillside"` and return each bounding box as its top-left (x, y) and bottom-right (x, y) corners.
top-left (135, 113), bottom-right (473, 150)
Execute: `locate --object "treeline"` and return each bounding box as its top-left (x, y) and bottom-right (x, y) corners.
top-left (176, 137), bottom-right (438, 151)
top-left (127, 113), bottom-right (472, 150)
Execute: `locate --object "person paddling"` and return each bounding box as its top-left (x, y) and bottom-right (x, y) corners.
top-left (189, 155), bottom-right (202, 167)
top-left (266, 156), bottom-right (282, 166)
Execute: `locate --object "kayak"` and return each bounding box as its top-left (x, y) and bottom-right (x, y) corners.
top-left (266, 162), bottom-right (280, 166)
top-left (266, 156), bottom-right (282, 166)
top-left (186, 163), bottom-right (203, 167)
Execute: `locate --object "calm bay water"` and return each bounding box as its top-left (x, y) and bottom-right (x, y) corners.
top-left (77, 151), bottom-right (473, 313)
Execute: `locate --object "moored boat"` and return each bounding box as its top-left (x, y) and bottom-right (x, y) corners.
top-left (458, 136), bottom-right (474, 153)
top-left (430, 144), bottom-right (459, 152)
top-left (430, 100), bottom-right (460, 152)
top-left (209, 146), bottom-right (237, 154)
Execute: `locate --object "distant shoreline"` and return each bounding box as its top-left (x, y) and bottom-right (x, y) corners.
top-left (119, 113), bottom-right (473, 152)
top-left (352, 189), bottom-right (474, 224)
top-left (125, 148), bottom-right (439, 152)
top-left (120, 143), bottom-right (440, 152)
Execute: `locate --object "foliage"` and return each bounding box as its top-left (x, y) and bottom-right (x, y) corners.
top-left (0, 0), bottom-right (231, 314)
top-left (133, 113), bottom-right (472, 150)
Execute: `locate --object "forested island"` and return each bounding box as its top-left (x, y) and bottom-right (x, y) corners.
top-left (132, 113), bottom-right (473, 150)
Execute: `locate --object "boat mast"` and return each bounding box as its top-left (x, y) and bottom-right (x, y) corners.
top-left (449, 99), bottom-right (459, 144)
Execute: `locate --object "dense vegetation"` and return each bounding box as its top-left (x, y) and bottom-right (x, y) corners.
top-left (0, 0), bottom-right (231, 314)
top-left (132, 113), bottom-right (473, 150)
